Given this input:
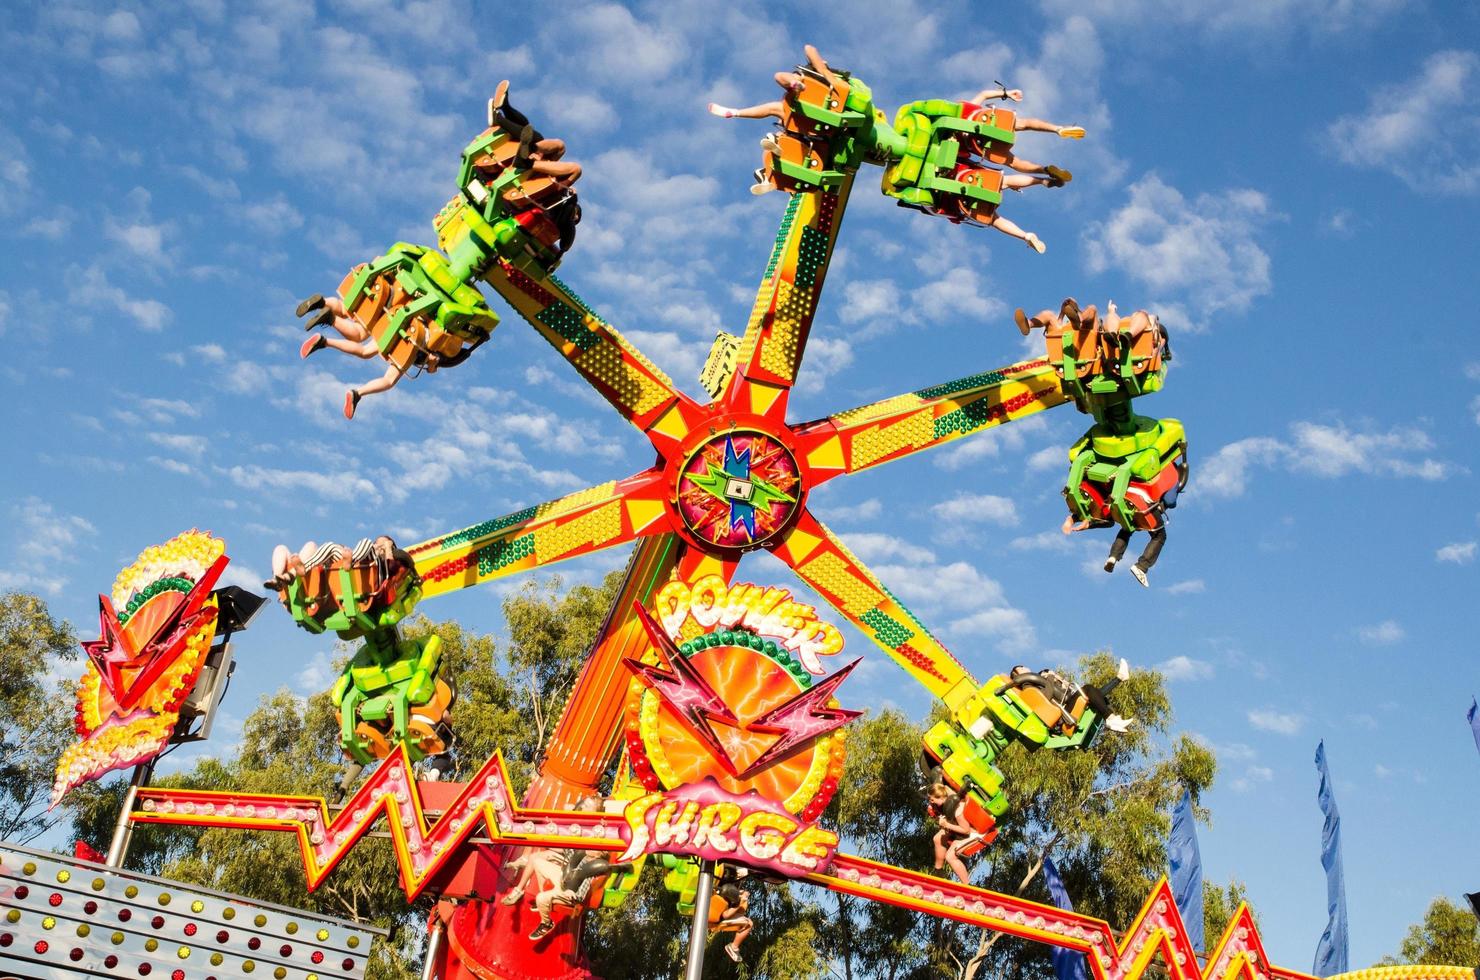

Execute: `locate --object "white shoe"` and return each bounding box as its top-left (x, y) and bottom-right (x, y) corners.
top-left (725, 945), bottom-right (741, 962)
top-left (1106, 714), bottom-right (1134, 733)
top-left (708, 103), bottom-right (738, 118)
top-left (760, 134), bottom-right (781, 154)
top-left (1025, 234), bottom-right (1046, 254)
top-left (1130, 566), bottom-right (1149, 588)
top-left (1117, 658), bottom-right (1130, 682)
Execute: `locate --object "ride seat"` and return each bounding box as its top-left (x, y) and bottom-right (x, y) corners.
top-left (962, 105), bottom-right (1016, 164)
top-left (470, 134), bottom-right (519, 177)
top-left (501, 174), bottom-right (565, 213)
top-left (1065, 317), bottom-right (1104, 379)
top-left (955, 795), bottom-right (1000, 857)
top-left (780, 69), bottom-right (852, 135)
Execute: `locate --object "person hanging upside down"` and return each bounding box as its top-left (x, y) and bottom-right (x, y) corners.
top-left (489, 80), bottom-right (582, 188)
top-left (709, 865), bottom-right (754, 963)
top-left (706, 43), bottom-right (837, 122)
top-left (523, 798), bottom-right (634, 942)
top-left (926, 783), bottom-right (980, 883)
top-left (501, 847), bottom-right (569, 908)
top-left (296, 293), bottom-right (441, 419)
top-left (969, 85), bottom-right (1086, 140)
top-left (956, 175), bottom-right (1060, 252)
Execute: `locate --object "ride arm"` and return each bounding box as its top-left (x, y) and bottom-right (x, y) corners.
top-left (477, 261), bottom-right (706, 458)
top-left (769, 508), bottom-right (977, 704)
top-left (405, 633), bottom-right (443, 705)
top-left (718, 175), bottom-right (856, 422)
top-left (403, 466), bottom-right (674, 601)
top-left (793, 356), bottom-right (1070, 488)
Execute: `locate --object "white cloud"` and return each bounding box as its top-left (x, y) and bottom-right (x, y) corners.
top-left (1040, 0), bottom-right (1407, 35)
top-left (1201, 422), bottom-right (1452, 499)
top-left (72, 264), bottom-right (172, 332)
top-left (294, 650), bottom-right (337, 695)
top-left (1165, 579), bottom-right (1206, 595)
top-left (934, 414), bottom-right (1050, 470)
top-left (1327, 50), bottom-right (1480, 194)
top-left (1084, 174), bottom-right (1276, 328)
top-left (1157, 655), bottom-right (1214, 681)
top-left (1009, 530), bottom-right (1076, 553)
top-left (1248, 708), bottom-right (1304, 735)
top-left (822, 498), bottom-right (883, 525)
top-left (12, 497), bottom-right (96, 565)
top-left (839, 278), bottom-right (903, 327)
top-left (0, 498), bottom-right (97, 595)
top-left (223, 464), bottom-right (377, 504)
top-left (241, 194), bottom-right (305, 234)
top-left (1357, 619), bottom-right (1405, 646)
top-left (106, 219), bottom-right (169, 262)
top-left (1027, 445), bottom-right (1064, 472)
top-left (147, 432), bottom-right (210, 459)
top-left (930, 493), bottom-right (1019, 526)
top-left (1231, 765), bottom-right (1275, 793)
top-left (219, 561), bottom-right (265, 592)
top-left (1436, 541), bottom-right (1477, 564)
top-left (833, 531), bottom-right (1036, 654)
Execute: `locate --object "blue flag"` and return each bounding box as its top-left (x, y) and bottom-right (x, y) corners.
top-left (1042, 857), bottom-right (1089, 980)
top-left (1468, 699), bottom-right (1480, 758)
top-left (1168, 788), bottom-right (1206, 953)
top-left (1312, 741), bottom-right (1349, 977)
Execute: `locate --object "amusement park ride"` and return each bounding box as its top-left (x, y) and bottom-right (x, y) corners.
top-left (7, 43), bottom-right (1466, 980)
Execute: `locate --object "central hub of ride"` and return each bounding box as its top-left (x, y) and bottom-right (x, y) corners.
top-left (675, 429), bottom-right (803, 550)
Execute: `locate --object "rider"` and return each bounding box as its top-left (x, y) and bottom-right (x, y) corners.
top-left (925, 783), bottom-right (979, 883)
top-left (709, 864), bottom-right (755, 963)
top-left (296, 292), bottom-right (443, 419)
top-left (1005, 661), bottom-right (1133, 733)
top-left (525, 798), bottom-right (635, 941)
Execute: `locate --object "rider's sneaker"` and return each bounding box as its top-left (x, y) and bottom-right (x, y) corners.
top-left (1130, 565), bottom-right (1149, 588)
top-left (725, 945), bottom-right (741, 962)
top-left (529, 920), bottom-right (555, 941)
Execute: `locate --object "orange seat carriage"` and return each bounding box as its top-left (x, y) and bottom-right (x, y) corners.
top-left (279, 550), bottom-right (414, 625)
top-left (463, 126), bottom-right (570, 249)
top-left (336, 266), bottom-right (471, 376)
top-left (945, 164), bottom-right (1006, 223)
top-left (1041, 313), bottom-right (1106, 381)
top-left (779, 68), bottom-right (853, 138)
top-left (1108, 317), bottom-right (1168, 379)
top-left (766, 132), bottom-right (834, 193)
top-left (344, 678), bottom-right (456, 760)
top-left (961, 103), bottom-right (1017, 165)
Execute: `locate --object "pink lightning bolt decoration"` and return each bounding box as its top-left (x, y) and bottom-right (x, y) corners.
top-left (738, 658), bottom-right (863, 779)
top-left (625, 601), bottom-right (743, 775)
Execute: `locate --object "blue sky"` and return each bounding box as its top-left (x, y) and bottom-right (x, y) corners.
top-left (1, 0), bottom-right (1477, 969)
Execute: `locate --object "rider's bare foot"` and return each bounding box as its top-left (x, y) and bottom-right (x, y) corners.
top-left (1014, 308), bottom-right (1032, 336)
top-left (1060, 298), bottom-right (1081, 329)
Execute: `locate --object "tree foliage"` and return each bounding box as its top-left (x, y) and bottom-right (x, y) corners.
top-left (1383, 897), bottom-right (1480, 966)
top-left (0, 591), bottom-right (79, 843)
